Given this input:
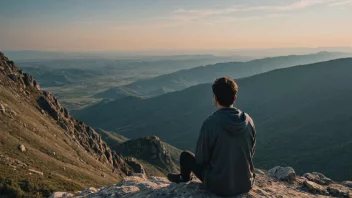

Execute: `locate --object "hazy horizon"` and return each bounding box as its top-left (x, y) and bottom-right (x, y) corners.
top-left (1, 0), bottom-right (352, 51)
top-left (3, 46), bottom-right (352, 60)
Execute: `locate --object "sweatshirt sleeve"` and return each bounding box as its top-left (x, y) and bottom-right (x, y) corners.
top-left (248, 115), bottom-right (257, 157)
top-left (195, 120), bottom-right (211, 166)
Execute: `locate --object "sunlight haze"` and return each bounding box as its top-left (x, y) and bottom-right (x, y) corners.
top-left (1, 0), bottom-right (352, 51)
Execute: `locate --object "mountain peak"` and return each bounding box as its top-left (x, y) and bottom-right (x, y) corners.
top-left (113, 136), bottom-right (181, 177)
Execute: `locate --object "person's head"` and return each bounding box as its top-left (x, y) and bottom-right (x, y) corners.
top-left (212, 77), bottom-right (238, 108)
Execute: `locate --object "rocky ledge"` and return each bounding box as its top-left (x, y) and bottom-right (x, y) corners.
top-left (51, 167), bottom-right (351, 198)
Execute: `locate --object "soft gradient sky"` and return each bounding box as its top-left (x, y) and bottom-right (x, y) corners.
top-left (1, 0), bottom-right (352, 51)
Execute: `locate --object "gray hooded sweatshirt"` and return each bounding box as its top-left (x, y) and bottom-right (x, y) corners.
top-left (195, 108), bottom-right (256, 197)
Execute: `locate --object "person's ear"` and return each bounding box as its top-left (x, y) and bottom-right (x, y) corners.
top-left (233, 95), bottom-right (237, 102)
top-left (213, 95), bottom-right (218, 104)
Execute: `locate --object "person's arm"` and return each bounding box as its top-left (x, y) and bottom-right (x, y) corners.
top-left (195, 120), bottom-right (211, 166)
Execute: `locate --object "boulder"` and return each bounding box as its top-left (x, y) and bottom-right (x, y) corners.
top-left (342, 181), bottom-right (352, 188)
top-left (18, 144), bottom-right (26, 152)
top-left (125, 157), bottom-right (146, 176)
top-left (76, 187), bottom-right (98, 196)
top-left (37, 95), bottom-right (60, 120)
top-left (268, 166), bottom-right (296, 182)
top-left (303, 172), bottom-right (332, 185)
top-left (303, 180), bottom-right (327, 195)
top-left (327, 186), bottom-right (350, 197)
top-left (49, 192), bottom-right (74, 198)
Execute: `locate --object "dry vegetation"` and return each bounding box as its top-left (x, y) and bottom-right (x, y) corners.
top-left (0, 75), bottom-right (121, 197)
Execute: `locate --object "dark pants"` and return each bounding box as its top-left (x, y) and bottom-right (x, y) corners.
top-left (180, 151), bottom-right (204, 181)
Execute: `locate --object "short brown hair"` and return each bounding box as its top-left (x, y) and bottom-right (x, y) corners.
top-left (212, 77), bottom-right (238, 107)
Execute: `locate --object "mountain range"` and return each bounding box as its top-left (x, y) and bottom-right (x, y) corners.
top-left (15, 55), bottom-right (253, 110)
top-left (75, 58), bottom-right (352, 181)
top-left (112, 51), bottom-right (351, 97)
top-left (1, 51), bottom-right (352, 197)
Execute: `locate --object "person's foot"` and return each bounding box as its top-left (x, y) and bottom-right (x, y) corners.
top-left (167, 173), bottom-right (190, 183)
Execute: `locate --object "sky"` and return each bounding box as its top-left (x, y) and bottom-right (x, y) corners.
top-left (0, 0), bottom-right (352, 51)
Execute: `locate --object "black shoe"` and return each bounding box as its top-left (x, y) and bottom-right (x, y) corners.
top-left (167, 173), bottom-right (189, 183)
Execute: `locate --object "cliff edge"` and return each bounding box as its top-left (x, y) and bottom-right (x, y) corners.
top-left (52, 167), bottom-right (352, 198)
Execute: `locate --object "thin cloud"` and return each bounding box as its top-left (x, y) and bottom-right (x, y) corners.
top-left (197, 13), bottom-right (288, 25)
top-left (113, 0), bottom-right (350, 30)
top-left (172, 0), bottom-right (340, 22)
top-left (328, 0), bottom-right (352, 6)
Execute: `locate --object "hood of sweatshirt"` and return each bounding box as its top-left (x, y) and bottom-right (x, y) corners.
top-left (213, 108), bottom-right (250, 136)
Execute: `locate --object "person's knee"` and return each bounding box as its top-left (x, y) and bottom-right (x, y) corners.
top-left (180, 150), bottom-right (194, 160)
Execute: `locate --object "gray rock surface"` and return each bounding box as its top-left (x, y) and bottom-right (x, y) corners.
top-left (343, 181), bottom-right (352, 188)
top-left (304, 172), bottom-right (333, 185)
top-left (124, 157), bottom-right (146, 176)
top-left (52, 170), bottom-right (352, 198)
top-left (49, 192), bottom-right (74, 198)
top-left (303, 180), bottom-right (327, 195)
top-left (327, 186), bottom-right (351, 197)
top-left (76, 187), bottom-right (98, 197)
top-left (268, 166), bottom-right (296, 182)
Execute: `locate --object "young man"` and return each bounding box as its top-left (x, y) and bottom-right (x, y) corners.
top-left (168, 77), bottom-right (256, 197)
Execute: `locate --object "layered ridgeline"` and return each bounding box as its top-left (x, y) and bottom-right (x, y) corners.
top-left (75, 58), bottom-right (352, 181)
top-left (15, 54), bottom-right (252, 89)
top-left (0, 52), bottom-right (177, 197)
top-left (16, 54), bottom-right (252, 110)
top-left (111, 52), bottom-right (351, 97)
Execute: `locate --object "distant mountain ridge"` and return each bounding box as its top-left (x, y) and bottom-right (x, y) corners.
top-left (75, 58), bottom-right (352, 181)
top-left (5, 50), bottom-right (253, 61)
top-left (15, 54), bottom-right (254, 110)
top-left (118, 52), bottom-right (351, 97)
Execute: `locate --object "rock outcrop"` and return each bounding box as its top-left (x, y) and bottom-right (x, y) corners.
top-left (113, 136), bottom-right (180, 176)
top-left (124, 157), bottom-right (146, 176)
top-left (304, 172), bottom-right (333, 185)
top-left (268, 166), bottom-right (296, 183)
top-left (343, 181), bottom-right (352, 188)
top-left (0, 51), bottom-right (132, 176)
top-left (51, 168), bottom-right (352, 198)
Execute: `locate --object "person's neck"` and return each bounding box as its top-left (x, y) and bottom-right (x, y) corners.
top-left (217, 104), bottom-right (234, 109)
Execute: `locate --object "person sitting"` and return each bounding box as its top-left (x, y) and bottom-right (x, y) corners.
top-left (168, 77), bottom-right (256, 197)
